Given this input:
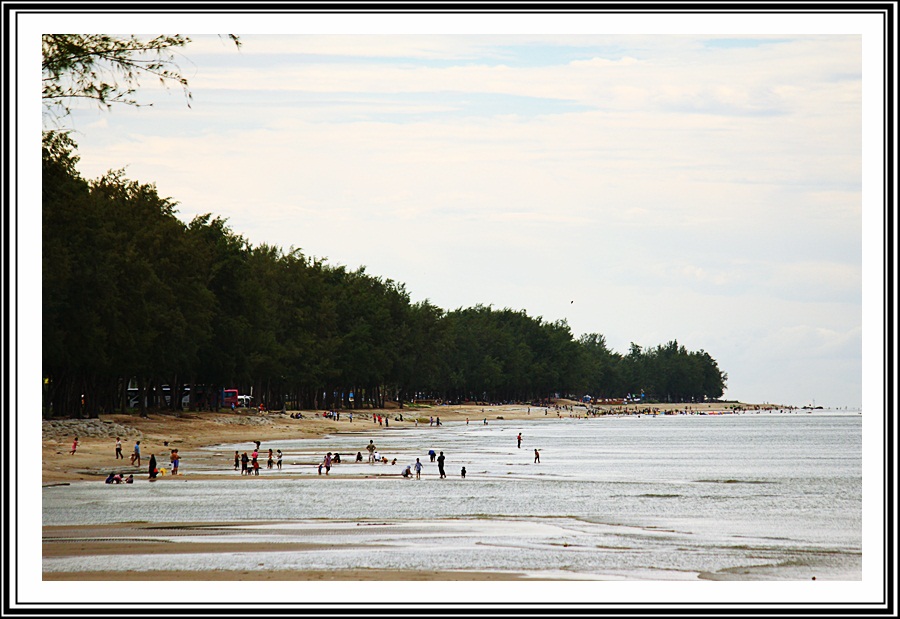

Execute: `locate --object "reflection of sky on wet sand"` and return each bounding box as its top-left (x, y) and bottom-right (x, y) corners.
top-left (40, 517), bottom-right (713, 580)
top-left (43, 414), bottom-right (861, 580)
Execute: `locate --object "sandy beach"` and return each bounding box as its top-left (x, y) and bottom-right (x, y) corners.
top-left (42, 400), bottom-right (774, 582)
top-left (42, 401), bottom-right (758, 485)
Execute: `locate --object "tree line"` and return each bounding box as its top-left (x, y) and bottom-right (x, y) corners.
top-left (42, 132), bottom-right (728, 418)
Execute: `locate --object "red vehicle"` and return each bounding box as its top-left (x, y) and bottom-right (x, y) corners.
top-left (222, 389), bottom-right (239, 409)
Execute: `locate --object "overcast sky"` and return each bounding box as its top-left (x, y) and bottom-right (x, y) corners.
top-left (37, 16), bottom-right (879, 409)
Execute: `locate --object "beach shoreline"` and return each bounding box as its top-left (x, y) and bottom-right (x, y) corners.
top-left (42, 401), bottom-right (767, 485)
top-left (41, 401), bottom-right (857, 584)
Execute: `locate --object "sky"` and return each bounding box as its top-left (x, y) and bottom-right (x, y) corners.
top-left (32, 16), bottom-right (882, 409)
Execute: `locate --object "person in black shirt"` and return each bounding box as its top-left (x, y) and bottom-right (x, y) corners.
top-left (437, 451), bottom-right (446, 479)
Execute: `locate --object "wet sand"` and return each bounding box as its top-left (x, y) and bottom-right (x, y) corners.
top-left (42, 401), bottom-right (762, 582)
top-left (42, 401), bottom-right (753, 484)
top-left (43, 569), bottom-right (530, 581)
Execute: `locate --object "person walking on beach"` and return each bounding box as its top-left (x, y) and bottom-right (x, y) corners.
top-left (324, 452), bottom-right (332, 475)
top-left (461, 466), bottom-right (466, 479)
top-left (276, 449), bottom-right (283, 470)
top-left (115, 437), bottom-right (123, 459)
top-left (251, 448), bottom-right (258, 471)
top-left (437, 451), bottom-right (446, 479)
top-left (132, 440), bottom-right (141, 466)
top-left (148, 454), bottom-right (158, 480)
top-left (534, 449), bottom-right (541, 464)
top-left (170, 449), bottom-right (180, 475)
top-left (252, 458), bottom-right (260, 476)
top-left (517, 433), bottom-right (522, 448)
top-left (367, 440), bottom-right (376, 464)
top-left (267, 449), bottom-right (274, 469)
top-left (234, 451), bottom-right (240, 470)
top-left (69, 437), bottom-right (78, 455)
top-left (414, 458), bottom-right (422, 480)
top-left (241, 452), bottom-right (249, 475)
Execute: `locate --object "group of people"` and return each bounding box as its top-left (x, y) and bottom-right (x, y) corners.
top-left (317, 451), bottom-right (344, 474)
top-left (96, 436), bottom-right (151, 483)
top-left (235, 445), bottom-right (284, 475)
top-left (390, 444), bottom-right (451, 479)
top-left (104, 472), bottom-right (134, 484)
top-left (89, 417), bottom-right (543, 485)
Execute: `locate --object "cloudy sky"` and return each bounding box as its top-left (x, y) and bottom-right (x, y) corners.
top-left (33, 13), bottom-right (882, 409)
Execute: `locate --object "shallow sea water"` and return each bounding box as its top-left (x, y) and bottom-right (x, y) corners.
top-left (43, 411), bottom-right (862, 580)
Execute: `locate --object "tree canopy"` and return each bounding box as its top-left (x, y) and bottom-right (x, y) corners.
top-left (42, 34), bottom-right (240, 123)
top-left (42, 135), bottom-right (727, 418)
top-left (40, 33), bottom-right (727, 418)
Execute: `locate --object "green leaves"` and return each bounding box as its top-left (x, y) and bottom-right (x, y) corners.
top-left (42, 34), bottom-right (240, 125)
top-left (43, 134), bottom-right (727, 417)
top-left (42, 34), bottom-right (192, 122)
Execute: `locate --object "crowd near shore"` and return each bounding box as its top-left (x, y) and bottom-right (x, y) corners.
top-left (42, 400), bottom-right (801, 485)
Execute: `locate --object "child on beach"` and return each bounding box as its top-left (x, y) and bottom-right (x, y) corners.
top-left (171, 450), bottom-right (180, 475)
top-left (267, 449), bottom-right (274, 469)
top-left (252, 459), bottom-right (260, 476)
top-left (69, 437), bottom-right (78, 455)
top-left (276, 449), bottom-right (283, 470)
top-left (234, 451), bottom-right (240, 470)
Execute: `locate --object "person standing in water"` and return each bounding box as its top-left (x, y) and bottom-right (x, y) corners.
top-left (517, 433), bottom-right (522, 448)
top-left (534, 449), bottom-right (541, 463)
top-left (367, 440), bottom-right (376, 464)
top-left (437, 451), bottom-right (446, 479)
top-left (414, 458), bottom-right (422, 480)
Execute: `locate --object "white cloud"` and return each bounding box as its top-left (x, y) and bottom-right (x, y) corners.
top-left (62, 33), bottom-right (866, 408)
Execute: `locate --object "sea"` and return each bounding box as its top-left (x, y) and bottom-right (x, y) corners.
top-left (43, 410), bottom-right (862, 582)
